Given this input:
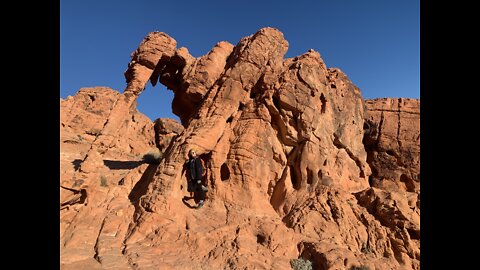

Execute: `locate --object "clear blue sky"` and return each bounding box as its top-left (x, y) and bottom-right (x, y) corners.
top-left (60, 0), bottom-right (419, 122)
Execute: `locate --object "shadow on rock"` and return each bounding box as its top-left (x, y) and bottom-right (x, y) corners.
top-left (182, 196), bottom-right (198, 209)
top-left (103, 160), bottom-right (144, 170)
top-left (129, 164), bottom-right (159, 204)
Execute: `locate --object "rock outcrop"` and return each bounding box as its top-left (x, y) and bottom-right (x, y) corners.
top-left (60, 87), bottom-right (156, 185)
top-left (60, 28), bottom-right (420, 270)
top-left (154, 118), bottom-right (184, 153)
top-left (355, 98), bottom-right (421, 268)
top-left (363, 98), bottom-right (420, 193)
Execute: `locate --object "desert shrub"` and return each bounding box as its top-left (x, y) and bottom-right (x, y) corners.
top-left (142, 148), bottom-right (162, 164)
top-left (290, 258), bottom-right (313, 270)
top-left (100, 175), bottom-right (108, 187)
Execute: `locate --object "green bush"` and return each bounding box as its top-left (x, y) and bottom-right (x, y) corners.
top-left (290, 258), bottom-right (313, 270)
top-left (142, 148), bottom-right (162, 164)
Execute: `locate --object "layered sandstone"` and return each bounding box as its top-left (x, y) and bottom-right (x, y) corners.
top-left (363, 98), bottom-right (420, 193)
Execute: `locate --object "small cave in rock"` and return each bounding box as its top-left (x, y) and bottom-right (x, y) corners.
top-left (320, 93), bottom-right (327, 114)
top-left (318, 170), bottom-right (323, 180)
top-left (386, 150), bottom-right (396, 156)
top-left (256, 234), bottom-right (266, 245)
top-left (221, 163), bottom-right (230, 181)
top-left (227, 116), bottom-right (234, 123)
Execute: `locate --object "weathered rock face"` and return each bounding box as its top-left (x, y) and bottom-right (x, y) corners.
top-left (60, 87), bottom-right (156, 185)
top-left (60, 87), bottom-right (155, 156)
top-left (60, 87), bottom-right (163, 269)
top-left (153, 118), bottom-right (184, 153)
top-left (363, 98), bottom-right (420, 193)
top-left (356, 98), bottom-right (420, 268)
top-left (60, 28), bottom-right (420, 270)
top-left (60, 87), bottom-right (121, 142)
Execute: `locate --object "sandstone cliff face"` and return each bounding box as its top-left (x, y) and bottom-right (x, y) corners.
top-left (356, 98), bottom-right (420, 268)
top-left (60, 28), bottom-right (420, 270)
top-left (363, 98), bottom-right (420, 193)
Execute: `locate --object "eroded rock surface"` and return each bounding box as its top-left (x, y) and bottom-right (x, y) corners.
top-left (60, 28), bottom-right (420, 270)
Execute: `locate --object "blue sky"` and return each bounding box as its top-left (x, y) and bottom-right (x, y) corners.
top-left (60, 0), bottom-right (419, 122)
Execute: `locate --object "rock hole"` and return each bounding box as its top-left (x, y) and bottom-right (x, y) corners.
top-left (400, 174), bottom-right (415, 192)
top-left (238, 103), bottom-right (245, 111)
top-left (256, 234), bottom-right (266, 245)
top-left (386, 150), bottom-right (395, 156)
top-left (227, 116), bottom-right (233, 123)
top-left (250, 90), bottom-right (257, 99)
top-left (323, 159), bottom-right (327, 166)
top-left (221, 163), bottom-right (230, 181)
top-left (318, 170), bottom-right (323, 180)
top-left (320, 93), bottom-right (327, 113)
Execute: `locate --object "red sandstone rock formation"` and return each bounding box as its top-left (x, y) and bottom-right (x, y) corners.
top-left (60, 87), bottom-right (156, 186)
top-left (363, 98), bottom-right (420, 193)
top-left (154, 118), bottom-right (184, 153)
top-left (60, 28), bottom-right (420, 270)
